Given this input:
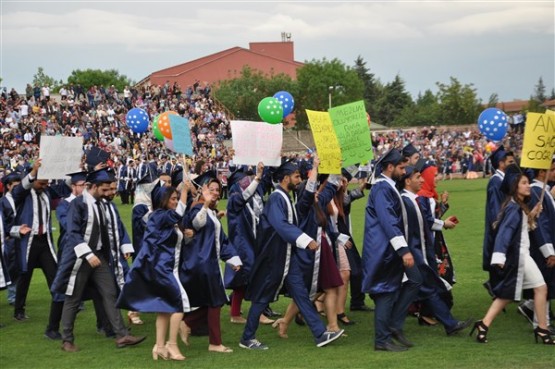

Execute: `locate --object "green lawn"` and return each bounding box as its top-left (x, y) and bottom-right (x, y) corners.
top-left (0, 178), bottom-right (552, 368)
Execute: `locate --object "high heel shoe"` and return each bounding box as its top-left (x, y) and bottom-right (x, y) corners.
top-left (178, 321), bottom-right (191, 346)
top-left (165, 342), bottom-right (186, 361)
top-left (469, 320), bottom-right (489, 343)
top-left (337, 313), bottom-right (356, 326)
top-left (152, 344), bottom-right (168, 360)
top-left (127, 311), bottom-right (144, 325)
top-left (271, 318), bottom-right (289, 339)
top-left (533, 327), bottom-right (555, 345)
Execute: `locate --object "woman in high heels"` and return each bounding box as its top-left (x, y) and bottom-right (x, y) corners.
top-left (117, 181), bottom-right (194, 360)
top-left (471, 165), bottom-right (554, 345)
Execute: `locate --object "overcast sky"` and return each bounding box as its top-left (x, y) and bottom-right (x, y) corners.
top-left (1, 1), bottom-right (553, 102)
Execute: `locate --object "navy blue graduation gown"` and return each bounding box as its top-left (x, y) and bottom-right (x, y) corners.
top-left (343, 188), bottom-right (365, 278)
top-left (245, 187), bottom-right (312, 304)
top-left (1, 194), bottom-right (18, 279)
top-left (529, 181), bottom-right (555, 298)
top-left (402, 192), bottom-right (450, 298)
top-left (180, 203), bottom-right (241, 307)
top-left (0, 212), bottom-right (12, 289)
top-left (117, 204), bottom-right (191, 313)
top-left (11, 175), bottom-right (57, 273)
top-left (55, 194), bottom-right (75, 253)
top-left (482, 171), bottom-right (505, 271)
top-left (223, 179), bottom-right (265, 289)
top-left (296, 181), bottom-right (339, 300)
top-left (362, 175), bottom-right (409, 295)
top-left (51, 191), bottom-right (134, 296)
top-left (489, 201), bottom-right (528, 301)
top-left (416, 196), bottom-right (456, 286)
top-left (131, 203), bottom-right (149, 258)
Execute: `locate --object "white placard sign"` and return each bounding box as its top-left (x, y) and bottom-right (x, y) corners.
top-left (231, 120), bottom-right (282, 166)
top-left (38, 136), bottom-right (84, 179)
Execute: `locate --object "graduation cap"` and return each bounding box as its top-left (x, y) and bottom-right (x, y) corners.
top-left (402, 143), bottom-right (419, 158)
top-left (86, 168), bottom-right (116, 184)
top-left (1, 171), bottom-right (22, 187)
top-left (170, 167), bottom-right (183, 188)
top-left (400, 165), bottom-right (419, 183)
top-left (415, 158), bottom-right (435, 173)
top-left (137, 162), bottom-right (159, 185)
top-left (490, 145), bottom-right (508, 170)
top-left (500, 163), bottom-right (528, 195)
top-left (85, 146), bottom-right (110, 167)
top-left (192, 170), bottom-right (219, 189)
top-left (376, 149), bottom-right (403, 169)
top-left (272, 159), bottom-right (299, 182)
top-left (151, 183), bottom-right (173, 210)
top-left (66, 170), bottom-right (87, 184)
top-left (228, 166), bottom-right (251, 189)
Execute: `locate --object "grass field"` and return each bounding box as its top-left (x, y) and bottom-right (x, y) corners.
top-left (0, 178), bottom-right (552, 369)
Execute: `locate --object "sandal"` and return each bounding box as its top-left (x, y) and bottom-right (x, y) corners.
top-left (469, 320), bottom-right (488, 343)
top-left (208, 344), bottom-right (233, 353)
top-left (127, 311), bottom-right (144, 325)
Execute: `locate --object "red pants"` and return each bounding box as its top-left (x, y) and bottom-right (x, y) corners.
top-left (184, 306), bottom-right (222, 345)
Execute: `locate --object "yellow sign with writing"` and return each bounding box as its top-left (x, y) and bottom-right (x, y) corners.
top-left (306, 110), bottom-right (342, 174)
top-left (520, 111), bottom-right (555, 169)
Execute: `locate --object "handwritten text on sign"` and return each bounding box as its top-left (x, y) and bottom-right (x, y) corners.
top-left (520, 112), bottom-right (555, 169)
top-left (328, 100), bottom-right (373, 166)
top-left (306, 110), bottom-right (342, 174)
top-left (38, 136), bottom-right (84, 179)
top-left (230, 120), bottom-right (282, 167)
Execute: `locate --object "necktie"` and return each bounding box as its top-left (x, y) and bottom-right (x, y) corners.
top-left (37, 195), bottom-right (44, 235)
top-left (96, 201), bottom-right (111, 260)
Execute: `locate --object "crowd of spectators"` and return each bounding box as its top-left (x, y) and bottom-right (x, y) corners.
top-left (1, 80), bottom-right (527, 189)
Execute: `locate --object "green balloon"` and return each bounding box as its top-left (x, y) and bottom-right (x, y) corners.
top-left (258, 97), bottom-right (284, 124)
top-left (152, 115), bottom-right (164, 141)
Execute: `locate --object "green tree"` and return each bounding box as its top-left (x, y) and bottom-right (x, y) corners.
top-left (395, 89), bottom-right (440, 126)
top-left (66, 69), bottom-right (134, 91)
top-left (296, 58), bottom-right (364, 129)
top-left (32, 67), bottom-right (59, 89)
top-left (533, 76), bottom-right (546, 102)
top-left (487, 93), bottom-right (499, 107)
top-left (550, 88), bottom-right (555, 100)
top-left (373, 74), bottom-right (413, 126)
top-left (436, 77), bottom-right (482, 125)
top-left (214, 66), bottom-right (297, 121)
top-left (352, 56), bottom-right (382, 118)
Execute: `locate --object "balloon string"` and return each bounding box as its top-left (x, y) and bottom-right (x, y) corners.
top-left (285, 130), bottom-right (310, 150)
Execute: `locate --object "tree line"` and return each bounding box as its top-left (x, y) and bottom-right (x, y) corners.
top-left (24, 57), bottom-right (554, 129)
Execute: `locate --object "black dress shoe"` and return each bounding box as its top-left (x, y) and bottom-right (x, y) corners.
top-left (44, 330), bottom-right (62, 340)
top-left (13, 312), bottom-right (29, 321)
top-left (294, 313), bottom-right (305, 326)
top-left (375, 342), bottom-right (408, 352)
top-left (350, 305), bottom-right (374, 312)
top-left (391, 330), bottom-right (414, 347)
top-left (446, 319), bottom-right (473, 336)
top-left (263, 306), bottom-right (281, 318)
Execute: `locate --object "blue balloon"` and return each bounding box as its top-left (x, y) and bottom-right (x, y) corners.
top-left (477, 108), bottom-right (508, 141)
top-left (273, 91), bottom-right (295, 117)
top-left (125, 108), bottom-right (149, 134)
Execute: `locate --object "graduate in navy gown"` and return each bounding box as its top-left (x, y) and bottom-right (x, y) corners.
top-left (180, 173), bottom-right (242, 354)
top-left (10, 159), bottom-right (64, 339)
top-left (223, 162), bottom-right (274, 325)
top-left (128, 162), bottom-right (165, 326)
top-left (56, 171), bottom-right (88, 254)
top-left (362, 149), bottom-right (420, 352)
top-left (482, 146), bottom-right (515, 272)
top-left (241, 159), bottom-right (344, 350)
top-left (526, 162), bottom-right (555, 331)
top-left (118, 183), bottom-right (193, 361)
top-left (400, 166), bottom-right (471, 335)
top-left (272, 156), bottom-right (346, 338)
top-left (55, 168), bottom-right (145, 352)
top-left (0, 209), bottom-right (16, 327)
top-left (1, 172), bottom-right (21, 306)
top-left (471, 164), bottom-right (553, 345)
